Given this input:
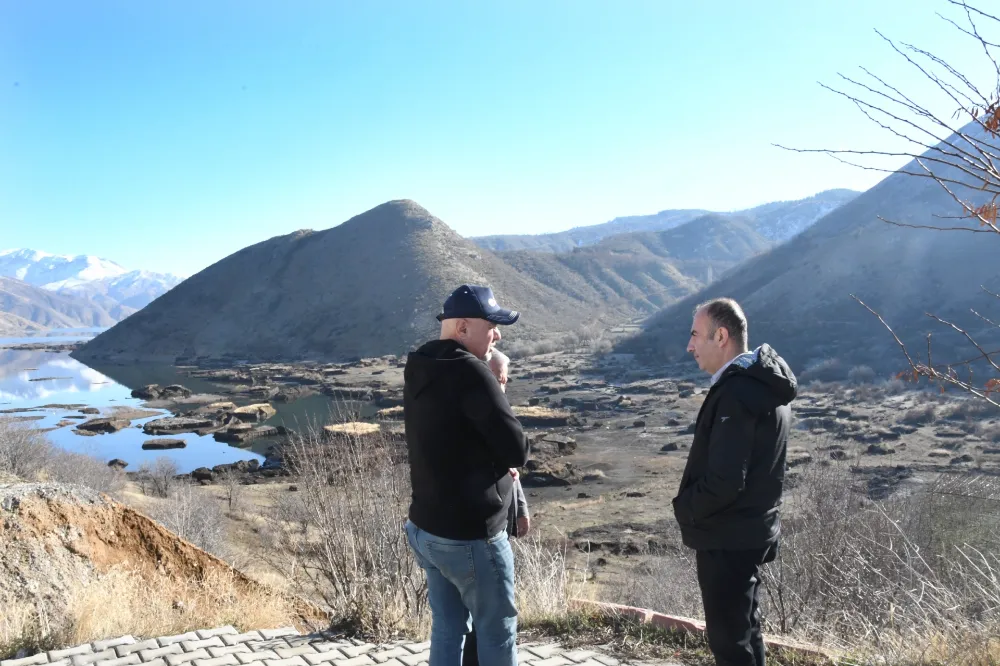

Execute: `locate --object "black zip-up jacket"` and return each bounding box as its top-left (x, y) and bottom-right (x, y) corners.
top-left (672, 343), bottom-right (797, 551)
top-left (404, 339), bottom-right (529, 540)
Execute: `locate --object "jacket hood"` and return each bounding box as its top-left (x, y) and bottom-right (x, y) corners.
top-left (721, 343), bottom-right (797, 414)
top-left (404, 339), bottom-right (480, 398)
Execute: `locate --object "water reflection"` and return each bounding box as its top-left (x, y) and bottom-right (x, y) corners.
top-left (0, 336), bottom-right (264, 473)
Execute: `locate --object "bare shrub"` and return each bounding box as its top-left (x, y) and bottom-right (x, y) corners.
top-left (901, 403), bottom-right (938, 425)
top-left (138, 457), bottom-right (179, 498)
top-left (0, 418), bottom-right (52, 480)
top-left (800, 358), bottom-right (845, 383)
top-left (218, 468), bottom-right (245, 515)
top-left (44, 450), bottom-right (125, 496)
top-left (259, 420), bottom-right (426, 638)
top-left (148, 483), bottom-right (227, 556)
top-left (846, 365), bottom-right (877, 385)
top-left (512, 534), bottom-right (576, 624)
top-left (943, 397), bottom-right (999, 421)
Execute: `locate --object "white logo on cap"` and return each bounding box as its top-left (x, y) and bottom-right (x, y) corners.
top-left (488, 298), bottom-right (497, 307)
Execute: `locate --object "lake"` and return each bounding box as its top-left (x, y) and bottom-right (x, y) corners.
top-left (0, 329), bottom-right (273, 474)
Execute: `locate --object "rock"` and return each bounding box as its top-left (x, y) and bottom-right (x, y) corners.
top-left (78, 407), bottom-right (100, 415)
top-left (684, 422), bottom-right (697, 434)
top-left (288, 485), bottom-right (298, 492)
top-left (161, 385), bottom-right (193, 399)
top-left (577, 492), bottom-right (591, 499)
top-left (660, 442), bottom-right (679, 452)
top-left (625, 491), bottom-right (645, 498)
top-left (679, 390), bottom-right (695, 399)
top-left (214, 426), bottom-right (279, 444)
top-left (541, 433), bottom-right (577, 452)
top-left (76, 417), bottom-right (131, 434)
top-left (191, 467), bottom-right (214, 482)
top-left (787, 447), bottom-right (813, 468)
top-left (107, 459), bottom-right (128, 470)
top-left (131, 384), bottom-right (163, 400)
top-left (232, 403), bottom-right (277, 423)
top-left (866, 444), bottom-right (896, 456)
top-left (667, 418), bottom-right (681, 426)
top-left (829, 449), bottom-right (849, 461)
top-left (212, 459), bottom-right (260, 475)
top-left (142, 439), bottom-right (186, 450)
top-left (928, 449), bottom-right (952, 458)
top-left (951, 454), bottom-right (976, 465)
top-left (633, 420), bottom-right (646, 428)
top-left (528, 397), bottom-right (541, 406)
top-left (143, 416), bottom-right (217, 435)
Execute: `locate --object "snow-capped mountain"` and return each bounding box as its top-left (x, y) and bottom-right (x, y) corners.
top-left (0, 249), bottom-right (182, 310)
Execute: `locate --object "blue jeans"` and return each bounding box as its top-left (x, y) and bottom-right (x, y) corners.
top-left (405, 520), bottom-right (517, 666)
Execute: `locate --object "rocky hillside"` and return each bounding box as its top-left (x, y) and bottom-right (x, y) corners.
top-left (499, 214), bottom-right (770, 314)
top-left (473, 189), bottom-right (858, 253)
top-left (0, 277), bottom-right (133, 335)
top-left (73, 200), bottom-right (604, 364)
top-left (620, 130), bottom-right (1000, 376)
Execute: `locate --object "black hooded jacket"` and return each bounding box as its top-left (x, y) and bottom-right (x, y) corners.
top-left (672, 343), bottom-right (798, 551)
top-left (404, 339), bottom-right (529, 540)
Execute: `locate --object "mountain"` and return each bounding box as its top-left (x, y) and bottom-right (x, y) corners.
top-left (619, 129), bottom-right (999, 377)
top-left (0, 276), bottom-right (135, 335)
top-left (73, 200), bottom-right (607, 364)
top-left (472, 189), bottom-right (859, 253)
top-left (498, 214), bottom-right (771, 315)
top-left (0, 249), bottom-right (182, 310)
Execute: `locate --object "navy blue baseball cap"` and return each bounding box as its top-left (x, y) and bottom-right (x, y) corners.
top-left (436, 284), bottom-right (520, 325)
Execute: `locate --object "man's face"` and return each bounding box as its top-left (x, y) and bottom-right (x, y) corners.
top-left (461, 318), bottom-right (501, 360)
top-left (687, 310), bottom-right (726, 375)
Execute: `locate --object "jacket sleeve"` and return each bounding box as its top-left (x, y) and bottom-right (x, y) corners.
top-left (672, 391), bottom-right (756, 525)
top-left (515, 478), bottom-right (529, 518)
top-left (461, 359), bottom-right (530, 468)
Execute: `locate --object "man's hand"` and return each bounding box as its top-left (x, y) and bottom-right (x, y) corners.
top-left (509, 468), bottom-right (519, 481)
top-left (517, 515), bottom-right (530, 537)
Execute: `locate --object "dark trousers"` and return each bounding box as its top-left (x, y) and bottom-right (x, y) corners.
top-left (695, 544), bottom-right (777, 666)
top-left (462, 630), bottom-right (477, 666)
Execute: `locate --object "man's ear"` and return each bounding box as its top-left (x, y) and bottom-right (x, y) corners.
top-left (716, 326), bottom-right (729, 345)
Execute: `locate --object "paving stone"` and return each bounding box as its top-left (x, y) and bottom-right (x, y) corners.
top-left (236, 653), bottom-right (279, 665)
top-left (99, 655), bottom-right (141, 666)
top-left (48, 645), bottom-right (93, 661)
top-left (592, 656), bottom-right (621, 666)
top-left (258, 629), bottom-right (299, 640)
top-left (308, 642), bottom-right (350, 655)
top-left (561, 650), bottom-right (598, 662)
top-left (396, 653), bottom-right (428, 666)
top-left (274, 646), bottom-right (319, 659)
top-left (93, 638), bottom-right (137, 653)
top-left (140, 646), bottom-right (183, 662)
top-left (242, 641), bottom-right (290, 653)
top-left (338, 657), bottom-right (376, 666)
top-left (191, 656), bottom-right (240, 666)
top-left (158, 634), bottom-right (201, 648)
top-left (1, 654), bottom-right (49, 666)
top-left (401, 643), bottom-right (430, 654)
top-left (532, 658), bottom-right (573, 666)
top-left (206, 646), bottom-right (251, 659)
top-left (219, 634), bottom-right (263, 648)
top-left (339, 645), bottom-right (376, 659)
top-left (48, 660), bottom-right (70, 666)
top-left (302, 653), bottom-right (347, 665)
top-left (144, 660), bottom-right (167, 666)
top-left (525, 645), bottom-right (563, 660)
top-left (116, 640), bottom-right (160, 657)
top-left (72, 650), bottom-right (117, 666)
top-left (180, 639), bottom-right (225, 653)
top-left (259, 658), bottom-right (309, 666)
top-left (165, 649), bottom-right (211, 666)
top-left (366, 647), bottom-right (411, 663)
top-left (196, 628), bottom-right (238, 640)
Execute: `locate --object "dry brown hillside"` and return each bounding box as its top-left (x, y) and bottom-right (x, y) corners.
top-left (73, 200), bottom-right (603, 364)
top-left (0, 482), bottom-right (325, 651)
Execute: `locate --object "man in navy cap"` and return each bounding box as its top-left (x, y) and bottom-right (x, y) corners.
top-left (403, 284), bottom-right (529, 666)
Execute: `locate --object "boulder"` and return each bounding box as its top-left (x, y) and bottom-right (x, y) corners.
top-left (232, 403), bottom-right (277, 423)
top-left (142, 439), bottom-right (187, 450)
top-left (107, 458), bottom-right (128, 470)
top-left (143, 416), bottom-right (217, 435)
top-left (191, 467), bottom-right (214, 482)
top-left (76, 417), bottom-right (131, 434)
top-left (78, 407), bottom-right (100, 415)
top-left (160, 385), bottom-right (193, 399)
top-left (660, 442), bottom-right (679, 452)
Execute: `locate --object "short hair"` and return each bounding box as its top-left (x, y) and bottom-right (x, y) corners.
top-left (695, 298), bottom-right (748, 351)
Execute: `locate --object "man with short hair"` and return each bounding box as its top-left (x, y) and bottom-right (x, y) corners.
top-left (673, 297), bottom-right (797, 666)
top-left (404, 284), bottom-right (529, 666)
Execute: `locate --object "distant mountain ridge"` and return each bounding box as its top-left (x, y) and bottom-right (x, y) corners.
top-left (0, 276), bottom-right (134, 336)
top-left (0, 249), bottom-right (182, 310)
top-left (473, 189), bottom-right (859, 253)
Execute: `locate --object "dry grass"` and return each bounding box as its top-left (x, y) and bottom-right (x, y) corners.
top-left (375, 406), bottom-right (403, 419)
top-left (1, 567), bottom-right (296, 658)
top-left (513, 405), bottom-right (571, 419)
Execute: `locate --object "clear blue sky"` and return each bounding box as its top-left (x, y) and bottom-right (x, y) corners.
top-left (0, 1), bottom-right (985, 276)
